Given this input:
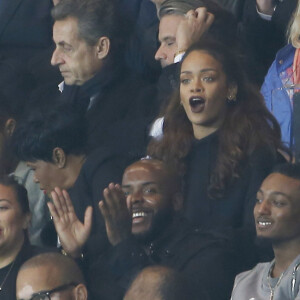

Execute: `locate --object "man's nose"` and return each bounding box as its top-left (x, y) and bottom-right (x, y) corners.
top-left (51, 48), bottom-right (64, 66)
top-left (130, 190), bottom-right (144, 204)
top-left (155, 45), bottom-right (166, 61)
top-left (257, 199), bottom-right (271, 215)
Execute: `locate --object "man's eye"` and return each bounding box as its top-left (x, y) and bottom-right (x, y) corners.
top-left (272, 200), bottom-right (286, 207)
top-left (256, 198), bottom-right (263, 204)
top-left (167, 42), bottom-right (175, 47)
top-left (63, 47), bottom-right (72, 52)
top-left (144, 188), bottom-right (157, 195)
top-left (0, 206), bottom-right (9, 210)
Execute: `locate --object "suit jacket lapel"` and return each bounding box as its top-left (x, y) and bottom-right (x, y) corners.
top-left (0, 0), bottom-right (23, 39)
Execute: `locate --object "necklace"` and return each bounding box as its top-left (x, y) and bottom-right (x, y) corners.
top-left (267, 261), bottom-right (285, 300)
top-left (0, 260), bottom-right (16, 291)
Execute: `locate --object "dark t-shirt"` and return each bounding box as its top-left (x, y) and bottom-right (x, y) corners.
top-left (0, 239), bottom-right (54, 300)
top-left (184, 132), bottom-right (281, 230)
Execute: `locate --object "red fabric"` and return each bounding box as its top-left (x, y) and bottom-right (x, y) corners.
top-left (293, 48), bottom-right (300, 85)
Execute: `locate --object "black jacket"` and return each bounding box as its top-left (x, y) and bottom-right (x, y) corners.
top-left (62, 64), bottom-right (158, 158)
top-left (88, 217), bottom-right (239, 300)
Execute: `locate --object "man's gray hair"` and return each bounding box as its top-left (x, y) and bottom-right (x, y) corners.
top-left (158, 0), bottom-right (206, 19)
top-left (52, 0), bottom-right (118, 46)
top-left (158, 0), bottom-right (237, 49)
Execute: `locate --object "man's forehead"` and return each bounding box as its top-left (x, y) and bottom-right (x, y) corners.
top-left (260, 173), bottom-right (300, 197)
top-left (53, 16), bottom-right (80, 43)
top-left (125, 160), bottom-right (165, 173)
top-left (122, 161), bottom-right (167, 183)
top-left (159, 14), bottom-right (184, 34)
top-left (17, 266), bottom-right (60, 298)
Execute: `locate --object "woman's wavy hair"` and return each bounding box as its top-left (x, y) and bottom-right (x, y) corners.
top-left (288, 0), bottom-right (300, 48)
top-left (148, 38), bottom-right (285, 198)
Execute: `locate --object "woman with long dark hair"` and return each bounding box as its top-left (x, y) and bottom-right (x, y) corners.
top-left (148, 39), bottom-right (286, 231)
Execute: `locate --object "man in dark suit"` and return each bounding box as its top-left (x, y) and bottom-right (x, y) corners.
top-left (51, 0), bottom-right (158, 157)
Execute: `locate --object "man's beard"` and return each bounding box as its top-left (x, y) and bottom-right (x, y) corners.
top-left (133, 207), bottom-right (174, 245)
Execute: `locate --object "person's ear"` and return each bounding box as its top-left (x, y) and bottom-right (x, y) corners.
top-left (52, 147), bottom-right (66, 168)
top-left (96, 37), bottom-right (110, 60)
top-left (74, 283), bottom-right (88, 300)
top-left (172, 192), bottom-right (184, 211)
top-left (4, 118), bottom-right (16, 137)
top-left (227, 83), bottom-right (238, 101)
top-left (22, 213), bottom-right (31, 230)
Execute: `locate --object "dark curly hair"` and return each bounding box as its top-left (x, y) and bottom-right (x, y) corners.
top-left (148, 38), bottom-right (286, 198)
top-left (12, 102), bottom-right (87, 163)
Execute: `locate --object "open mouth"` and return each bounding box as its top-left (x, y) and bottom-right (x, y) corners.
top-left (132, 210), bottom-right (151, 224)
top-left (189, 97), bottom-right (205, 113)
top-left (256, 219), bottom-right (272, 230)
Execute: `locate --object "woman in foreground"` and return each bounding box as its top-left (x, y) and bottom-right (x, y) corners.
top-left (148, 39), bottom-right (286, 233)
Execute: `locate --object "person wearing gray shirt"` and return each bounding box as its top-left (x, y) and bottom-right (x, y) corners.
top-left (231, 163), bottom-right (300, 300)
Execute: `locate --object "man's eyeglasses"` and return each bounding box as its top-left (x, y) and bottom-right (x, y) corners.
top-left (19, 282), bottom-right (78, 300)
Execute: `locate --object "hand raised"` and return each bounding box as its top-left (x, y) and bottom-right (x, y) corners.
top-left (48, 187), bottom-right (92, 258)
top-left (176, 7), bottom-right (214, 52)
top-left (99, 183), bottom-right (132, 246)
top-left (256, 0), bottom-right (276, 15)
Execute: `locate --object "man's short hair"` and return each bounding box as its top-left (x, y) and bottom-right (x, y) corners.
top-left (272, 163), bottom-right (300, 181)
top-left (159, 0), bottom-right (228, 18)
top-left (18, 252), bottom-right (86, 284)
top-left (52, 0), bottom-right (121, 46)
top-left (12, 102), bottom-right (87, 162)
top-left (158, 0), bottom-right (236, 47)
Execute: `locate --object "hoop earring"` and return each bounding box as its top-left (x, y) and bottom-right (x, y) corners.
top-left (227, 94), bottom-right (236, 103)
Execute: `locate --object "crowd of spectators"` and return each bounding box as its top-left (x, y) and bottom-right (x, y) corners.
top-left (0, 0), bottom-right (299, 299)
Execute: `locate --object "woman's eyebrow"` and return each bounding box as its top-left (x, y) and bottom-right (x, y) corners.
top-left (0, 199), bottom-right (10, 203)
top-left (181, 68), bottom-right (216, 75)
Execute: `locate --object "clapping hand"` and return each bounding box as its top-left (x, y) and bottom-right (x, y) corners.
top-left (256, 0), bottom-right (276, 15)
top-left (99, 183), bottom-right (132, 246)
top-left (48, 187), bottom-right (93, 258)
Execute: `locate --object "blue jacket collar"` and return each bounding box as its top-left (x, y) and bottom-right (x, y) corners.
top-left (276, 44), bottom-right (296, 72)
